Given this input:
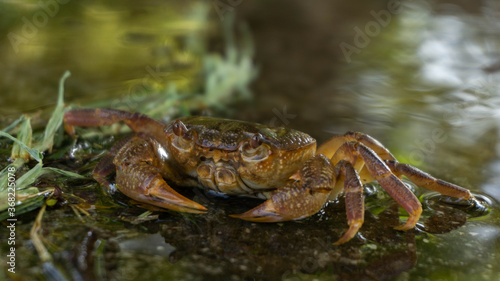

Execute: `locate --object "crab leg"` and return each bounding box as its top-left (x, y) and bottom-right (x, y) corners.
top-left (385, 161), bottom-right (473, 200)
top-left (92, 135), bottom-right (135, 191)
top-left (332, 142), bottom-right (423, 231)
top-left (230, 154), bottom-right (335, 222)
top-left (64, 108), bottom-right (165, 139)
top-left (318, 131), bottom-right (398, 184)
top-left (333, 160), bottom-right (365, 245)
top-left (317, 131), bottom-right (397, 162)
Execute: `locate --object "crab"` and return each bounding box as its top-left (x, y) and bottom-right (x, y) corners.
top-left (63, 108), bottom-right (474, 244)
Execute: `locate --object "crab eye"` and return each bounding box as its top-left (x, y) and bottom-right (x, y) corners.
top-left (240, 136), bottom-right (269, 161)
top-left (173, 120), bottom-right (186, 136)
top-left (172, 120), bottom-right (193, 151)
top-left (173, 120), bottom-right (193, 139)
top-left (250, 133), bottom-right (262, 149)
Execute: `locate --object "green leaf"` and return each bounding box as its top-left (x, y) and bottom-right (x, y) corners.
top-left (36, 71), bottom-right (71, 153)
top-left (10, 116), bottom-right (32, 161)
top-left (0, 193), bottom-right (45, 221)
top-left (43, 167), bottom-right (87, 179)
top-left (0, 158), bottom-right (24, 192)
top-left (138, 210), bottom-right (153, 218)
top-left (46, 199), bottom-right (58, 206)
top-left (11, 164), bottom-right (86, 193)
top-left (1, 115), bottom-right (24, 133)
top-left (0, 186), bottom-right (43, 214)
top-left (0, 131), bottom-right (42, 162)
top-left (15, 162), bottom-right (44, 190)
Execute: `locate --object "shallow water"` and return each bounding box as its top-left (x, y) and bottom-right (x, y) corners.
top-left (1, 1), bottom-right (500, 280)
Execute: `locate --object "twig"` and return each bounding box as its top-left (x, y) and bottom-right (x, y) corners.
top-left (30, 204), bottom-right (52, 263)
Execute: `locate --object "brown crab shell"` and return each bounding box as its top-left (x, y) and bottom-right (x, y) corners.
top-left (167, 116), bottom-right (316, 152)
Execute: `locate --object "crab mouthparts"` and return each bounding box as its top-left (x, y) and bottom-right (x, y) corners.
top-left (198, 148), bottom-right (236, 163)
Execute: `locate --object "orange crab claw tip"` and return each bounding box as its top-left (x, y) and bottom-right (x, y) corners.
top-left (178, 202), bottom-right (207, 214)
top-left (229, 202), bottom-right (285, 222)
top-left (166, 197), bottom-right (208, 214)
top-left (148, 185), bottom-right (207, 214)
top-left (393, 215), bottom-right (419, 231)
top-left (333, 221), bottom-right (363, 245)
top-left (148, 196), bottom-right (207, 214)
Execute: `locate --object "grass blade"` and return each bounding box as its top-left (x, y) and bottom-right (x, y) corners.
top-left (0, 158), bottom-right (24, 192)
top-left (15, 162), bottom-right (44, 191)
top-left (1, 115), bottom-right (24, 133)
top-left (0, 131), bottom-right (42, 162)
top-left (10, 115), bottom-right (33, 161)
top-left (36, 71), bottom-right (71, 153)
top-left (43, 167), bottom-right (87, 179)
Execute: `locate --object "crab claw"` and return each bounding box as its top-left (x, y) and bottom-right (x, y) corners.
top-left (230, 181), bottom-right (332, 222)
top-left (145, 180), bottom-right (208, 214)
top-left (231, 155), bottom-right (334, 222)
top-left (230, 200), bottom-right (284, 222)
top-left (116, 163), bottom-right (207, 214)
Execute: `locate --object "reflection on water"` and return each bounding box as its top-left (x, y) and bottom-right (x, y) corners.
top-left (73, 190), bottom-right (481, 281)
top-left (307, 1), bottom-right (500, 195)
top-left (2, 0), bottom-right (500, 281)
top-left (46, 187), bottom-right (489, 281)
top-left (483, 161), bottom-right (500, 203)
